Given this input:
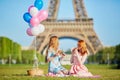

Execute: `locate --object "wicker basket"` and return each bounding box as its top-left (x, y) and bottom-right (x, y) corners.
top-left (27, 68), bottom-right (44, 76)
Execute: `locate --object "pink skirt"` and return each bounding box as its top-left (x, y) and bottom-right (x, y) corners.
top-left (69, 65), bottom-right (93, 77)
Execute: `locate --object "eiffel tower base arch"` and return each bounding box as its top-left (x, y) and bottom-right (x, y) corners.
top-left (29, 18), bottom-right (103, 54)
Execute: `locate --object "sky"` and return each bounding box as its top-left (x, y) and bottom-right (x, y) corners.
top-left (0, 0), bottom-right (120, 51)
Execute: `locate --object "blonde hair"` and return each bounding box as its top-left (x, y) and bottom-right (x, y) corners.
top-left (77, 40), bottom-right (87, 55)
top-left (45, 36), bottom-right (59, 62)
top-left (49, 36), bottom-right (59, 51)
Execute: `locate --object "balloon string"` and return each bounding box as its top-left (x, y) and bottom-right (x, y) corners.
top-left (33, 36), bottom-right (38, 68)
top-left (35, 36), bottom-right (36, 55)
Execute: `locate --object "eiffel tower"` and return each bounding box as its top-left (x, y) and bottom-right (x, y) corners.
top-left (30, 0), bottom-right (103, 54)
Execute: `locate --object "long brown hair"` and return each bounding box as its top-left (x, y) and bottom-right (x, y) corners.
top-left (45, 36), bottom-right (59, 62)
top-left (77, 40), bottom-right (87, 55)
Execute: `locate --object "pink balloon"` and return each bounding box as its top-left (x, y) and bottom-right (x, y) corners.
top-left (37, 10), bottom-right (48, 22)
top-left (28, 5), bottom-right (34, 12)
top-left (30, 16), bottom-right (40, 26)
top-left (26, 28), bottom-right (33, 36)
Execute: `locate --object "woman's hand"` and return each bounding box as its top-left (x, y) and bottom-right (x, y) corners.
top-left (57, 50), bottom-right (65, 56)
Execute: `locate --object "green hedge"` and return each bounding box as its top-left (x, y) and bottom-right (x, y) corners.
top-left (21, 50), bottom-right (45, 64)
top-left (0, 36), bottom-right (45, 64)
top-left (21, 50), bottom-right (34, 64)
top-left (0, 36), bottom-right (22, 63)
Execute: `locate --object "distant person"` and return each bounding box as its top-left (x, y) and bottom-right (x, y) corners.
top-left (45, 35), bottom-right (68, 77)
top-left (69, 40), bottom-right (100, 78)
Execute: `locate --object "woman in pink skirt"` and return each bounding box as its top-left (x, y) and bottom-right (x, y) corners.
top-left (69, 40), bottom-right (96, 77)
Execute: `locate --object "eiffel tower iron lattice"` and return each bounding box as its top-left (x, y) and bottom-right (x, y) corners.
top-left (30, 0), bottom-right (103, 54)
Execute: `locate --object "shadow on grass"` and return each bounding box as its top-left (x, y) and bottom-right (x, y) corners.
top-left (110, 64), bottom-right (120, 69)
top-left (12, 74), bottom-right (28, 76)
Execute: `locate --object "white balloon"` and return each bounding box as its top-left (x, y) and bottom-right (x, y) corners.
top-left (38, 24), bottom-right (45, 33)
top-left (31, 26), bottom-right (41, 36)
top-left (29, 7), bottom-right (39, 17)
top-left (31, 24), bottom-right (45, 36)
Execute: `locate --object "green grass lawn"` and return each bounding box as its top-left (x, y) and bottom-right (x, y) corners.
top-left (0, 64), bottom-right (120, 80)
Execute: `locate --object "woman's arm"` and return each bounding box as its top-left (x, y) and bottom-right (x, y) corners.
top-left (47, 50), bottom-right (56, 62)
top-left (81, 53), bottom-right (87, 64)
top-left (70, 48), bottom-right (76, 64)
top-left (70, 53), bottom-right (74, 64)
top-left (75, 48), bottom-right (83, 65)
top-left (57, 50), bottom-right (65, 60)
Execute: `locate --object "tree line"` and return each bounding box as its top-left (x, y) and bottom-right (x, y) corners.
top-left (88, 45), bottom-right (120, 66)
top-left (0, 36), bottom-right (44, 64)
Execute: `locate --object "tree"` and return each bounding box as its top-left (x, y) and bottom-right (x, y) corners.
top-left (65, 49), bottom-right (71, 54)
top-left (89, 46), bottom-right (116, 64)
top-left (0, 36), bottom-right (21, 64)
top-left (22, 50), bottom-right (35, 64)
top-left (115, 44), bottom-right (120, 69)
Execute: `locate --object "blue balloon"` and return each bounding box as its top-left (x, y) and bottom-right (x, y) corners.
top-left (34, 0), bottom-right (43, 10)
top-left (23, 12), bottom-right (32, 23)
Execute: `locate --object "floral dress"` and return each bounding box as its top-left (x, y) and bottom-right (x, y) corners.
top-left (47, 49), bottom-right (67, 75)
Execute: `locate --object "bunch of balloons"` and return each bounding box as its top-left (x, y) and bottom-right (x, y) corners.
top-left (23, 0), bottom-right (48, 36)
